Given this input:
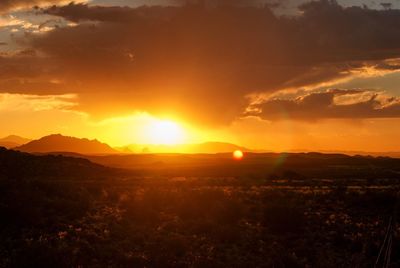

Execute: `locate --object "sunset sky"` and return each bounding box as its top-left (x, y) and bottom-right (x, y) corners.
top-left (1, 0), bottom-right (400, 152)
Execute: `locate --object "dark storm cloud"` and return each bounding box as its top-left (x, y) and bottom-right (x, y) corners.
top-left (5, 0), bottom-right (400, 123)
top-left (44, 2), bottom-right (177, 23)
top-left (251, 89), bottom-right (400, 120)
top-left (44, 1), bottom-right (273, 23)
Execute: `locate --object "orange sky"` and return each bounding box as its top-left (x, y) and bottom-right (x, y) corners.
top-left (1, 0), bottom-right (400, 152)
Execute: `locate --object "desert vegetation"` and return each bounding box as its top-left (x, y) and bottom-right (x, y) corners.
top-left (0, 148), bottom-right (399, 267)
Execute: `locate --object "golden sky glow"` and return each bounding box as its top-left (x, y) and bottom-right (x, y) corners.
top-left (136, 119), bottom-right (186, 145)
top-left (1, 1), bottom-right (400, 153)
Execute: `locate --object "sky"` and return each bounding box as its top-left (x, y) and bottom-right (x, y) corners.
top-left (1, 0), bottom-right (400, 152)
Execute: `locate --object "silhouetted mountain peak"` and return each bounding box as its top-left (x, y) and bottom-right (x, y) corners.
top-left (0, 135), bottom-right (30, 143)
top-left (0, 135), bottom-right (31, 149)
top-left (15, 134), bottom-right (118, 155)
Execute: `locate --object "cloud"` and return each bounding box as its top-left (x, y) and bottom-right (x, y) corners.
top-left (0, 93), bottom-right (77, 111)
top-left (3, 1), bottom-right (400, 125)
top-left (0, 0), bottom-right (71, 12)
top-left (44, 2), bottom-right (169, 23)
top-left (250, 89), bottom-right (400, 121)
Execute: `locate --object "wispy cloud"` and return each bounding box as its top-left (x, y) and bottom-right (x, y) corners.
top-left (0, 93), bottom-right (77, 111)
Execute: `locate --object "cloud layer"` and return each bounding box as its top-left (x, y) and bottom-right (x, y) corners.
top-left (2, 1), bottom-right (400, 124)
top-left (0, 0), bottom-right (67, 12)
top-left (250, 89), bottom-right (400, 120)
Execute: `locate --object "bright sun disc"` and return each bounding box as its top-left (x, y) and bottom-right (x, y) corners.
top-left (148, 120), bottom-right (184, 145)
top-left (233, 150), bottom-right (244, 160)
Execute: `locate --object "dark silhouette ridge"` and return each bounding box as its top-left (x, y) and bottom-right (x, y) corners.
top-left (0, 141), bottom-right (19, 149)
top-left (43, 150), bottom-right (400, 179)
top-left (14, 134), bottom-right (118, 155)
top-left (0, 147), bottom-right (113, 179)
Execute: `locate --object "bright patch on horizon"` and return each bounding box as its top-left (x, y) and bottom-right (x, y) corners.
top-left (146, 120), bottom-right (185, 145)
top-left (233, 150), bottom-right (244, 160)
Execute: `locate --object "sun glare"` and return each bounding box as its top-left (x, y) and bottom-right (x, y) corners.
top-left (147, 120), bottom-right (185, 145)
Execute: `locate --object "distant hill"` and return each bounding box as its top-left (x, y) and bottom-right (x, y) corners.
top-left (287, 149), bottom-right (400, 159)
top-left (0, 135), bottom-right (31, 149)
top-left (121, 142), bottom-right (250, 154)
top-left (15, 134), bottom-right (118, 155)
top-left (186, 142), bottom-right (250, 154)
top-left (0, 141), bottom-right (19, 149)
top-left (46, 151), bottom-right (400, 179)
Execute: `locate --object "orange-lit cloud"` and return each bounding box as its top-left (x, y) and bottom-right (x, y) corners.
top-left (4, 1), bottom-right (394, 125)
top-left (250, 89), bottom-right (400, 121)
top-left (0, 93), bottom-right (77, 111)
top-left (0, 1), bottom-right (85, 13)
top-left (1, 1), bottom-right (400, 151)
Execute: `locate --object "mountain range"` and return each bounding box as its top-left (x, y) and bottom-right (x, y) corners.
top-left (14, 134), bottom-right (118, 155)
top-left (2, 133), bottom-right (400, 157)
top-left (7, 134), bottom-right (251, 155)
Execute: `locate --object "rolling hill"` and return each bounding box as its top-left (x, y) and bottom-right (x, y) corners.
top-left (0, 146), bottom-right (113, 179)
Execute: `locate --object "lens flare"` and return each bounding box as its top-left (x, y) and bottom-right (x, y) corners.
top-left (233, 150), bottom-right (244, 160)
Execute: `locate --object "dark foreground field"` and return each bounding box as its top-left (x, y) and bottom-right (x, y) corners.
top-left (1, 148), bottom-right (400, 267)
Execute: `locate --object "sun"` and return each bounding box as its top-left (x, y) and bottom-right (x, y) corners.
top-left (147, 120), bottom-right (185, 145)
top-left (233, 150), bottom-right (244, 160)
